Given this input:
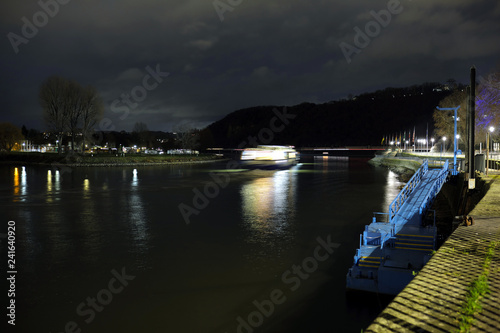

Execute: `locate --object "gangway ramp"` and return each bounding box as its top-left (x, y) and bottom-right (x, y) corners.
top-left (346, 159), bottom-right (449, 295)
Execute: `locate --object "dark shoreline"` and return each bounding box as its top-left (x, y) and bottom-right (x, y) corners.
top-left (0, 152), bottom-right (227, 167)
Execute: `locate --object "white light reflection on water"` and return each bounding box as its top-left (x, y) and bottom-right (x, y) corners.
top-left (240, 169), bottom-right (297, 249)
top-left (382, 170), bottom-right (405, 216)
top-left (129, 168), bottom-right (148, 255)
top-left (54, 169), bottom-right (60, 189)
top-left (46, 169), bottom-right (62, 203)
top-left (20, 166), bottom-right (27, 199)
top-left (314, 155), bottom-right (349, 172)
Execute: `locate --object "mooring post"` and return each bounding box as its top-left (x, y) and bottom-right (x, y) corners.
top-left (469, 66), bottom-right (476, 189)
top-left (465, 86), bottom-right (470, 177)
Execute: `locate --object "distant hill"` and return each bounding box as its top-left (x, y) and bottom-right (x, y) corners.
top-left (199, 83), bottom-right (457, 148)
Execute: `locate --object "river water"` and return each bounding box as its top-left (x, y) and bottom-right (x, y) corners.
top-left (1, 156), bottom-right (404, 333)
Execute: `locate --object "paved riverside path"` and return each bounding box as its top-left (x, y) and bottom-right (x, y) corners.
top-left (365, 173), bottom-right (500, 332)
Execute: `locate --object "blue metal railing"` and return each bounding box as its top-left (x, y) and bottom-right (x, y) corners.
top-left (353, 159), bottom-right (448, 264)
top-left (418, 160), bottom-right (449, 216)
top-left (372, 212), bottom-right (389, 223)
top-left (388, 159), bottom-right (429, 223)
top-left (380, 232), bottom-right (394, 249)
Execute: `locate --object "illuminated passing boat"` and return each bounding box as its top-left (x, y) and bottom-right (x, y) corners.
top-left (239, 145), bottom-right (299, 169)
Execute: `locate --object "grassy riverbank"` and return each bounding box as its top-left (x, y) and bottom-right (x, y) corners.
top-left (368, 151), bottom-right (422, 181)
top-left (0, 151), bottom-right (225, 166)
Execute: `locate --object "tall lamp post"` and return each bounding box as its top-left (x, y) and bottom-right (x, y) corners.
top-left (442, 136), bottom-right (447, 158)
top-left (486, 126), bottom-right (495, 175)
top-left (437, 106), bottom-right (460, 176)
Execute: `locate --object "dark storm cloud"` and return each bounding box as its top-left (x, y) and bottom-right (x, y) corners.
top-left (1, 0), bottom-right (499, 132)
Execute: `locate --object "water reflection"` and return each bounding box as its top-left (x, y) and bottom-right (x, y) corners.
top-left (47, 169), bottom-right (52, 190)
top-left (1, 162), bottom-right (406, 332)
top-left (241, 170), bottom-right (297, 242)
top-left (46, 169), bottom-right (61, 203)
top-left (132, 168), bottom-right (138, 187)
top-left (129, 169), bottom-right (148, 253)
top-left (21, 166), bottom-right (27, 198)
top-left (83, 178), bottom-right (90, 198)
top-left (13, 167), bottom-right (19, 197)
top-left (383, 170), bottom-right (404, 214)
top-left (13, 167), bottom-right (27, 202)
top-left (54, 170), bottom-right (60, 191)
top-left (314, 156), bottom-right (349, 172)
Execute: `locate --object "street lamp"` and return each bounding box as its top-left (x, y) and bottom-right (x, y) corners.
top-left (486, 126), bottom-right (494, 175)
top-left (436, 106), bottom-right (460, 175)
top-left (418, 139), bottom-right (426, 152)
top-left (442, 136), bottom-right (447, 156)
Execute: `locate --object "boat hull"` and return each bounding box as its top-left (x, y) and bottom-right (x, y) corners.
top-left (239, 158), bottom-right (298, 170)
top-left (239, 145), bottom-right (299, 170)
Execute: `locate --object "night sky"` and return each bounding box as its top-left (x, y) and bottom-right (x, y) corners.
top-left (1, 0), bottom-right (499, 132)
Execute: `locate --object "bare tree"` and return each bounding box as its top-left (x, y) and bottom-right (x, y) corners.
top-left (133, 121), bottom-right (149, 133)
top-left (39, 76), bottom-right (70, 154)
top-left (0, 122), bottom-right (24, 152)
top-left (40, 76), bottom-right (104, 153)
top-left (434, 71), bottom-right (500, 145)
top-left (65, 79), bottom-right (84, 152)
top-left (132, 122), bottom-right (151, 147)
top-left (175, 124), bottom-right (200, 150)
top-left (80, 86), bottom-right (104, 152)
top-left (433, 90), bottom-right (468, 139)
top-left (476, 73), bottom-right (500, 138)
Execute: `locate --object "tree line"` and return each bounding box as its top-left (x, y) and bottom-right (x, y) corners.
top-left (198, 83), bottom-right (453, 148)
top-left (2, 75), bottom-right (498, 153)
top-left (433, 71), bottom-right (500, 149)
top-left (39, 76), bottom-right (104, 154)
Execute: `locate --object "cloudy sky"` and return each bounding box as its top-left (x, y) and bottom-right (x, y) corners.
top-left (1, 0), bottom-right (499, 132)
